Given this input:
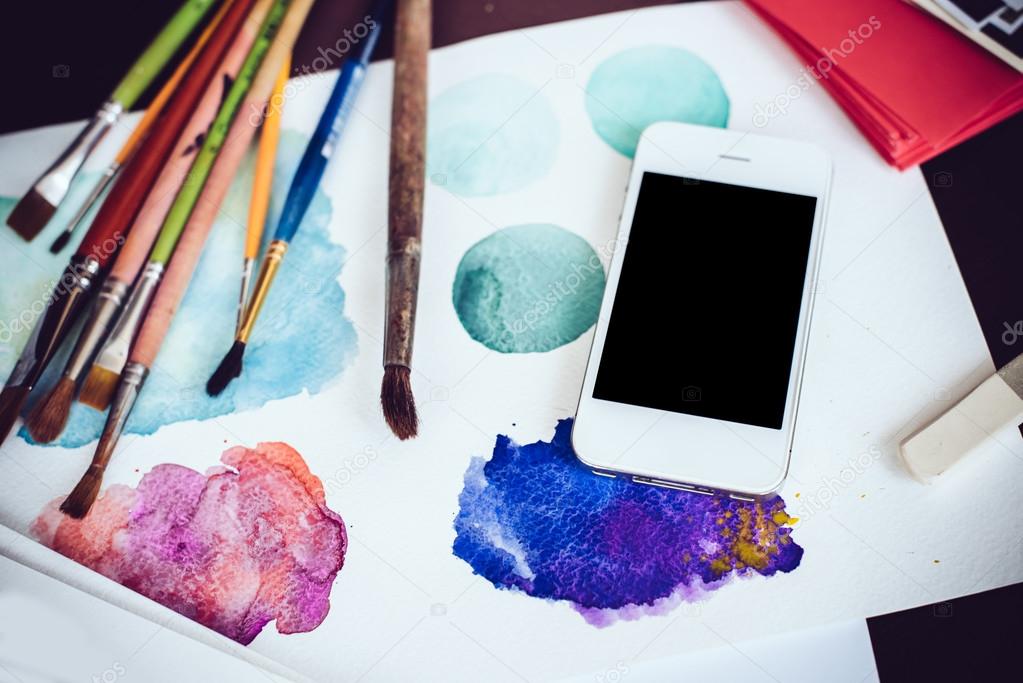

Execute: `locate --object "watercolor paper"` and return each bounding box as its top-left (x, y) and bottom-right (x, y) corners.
top-left (0, 2), bottom-right (1018, 681)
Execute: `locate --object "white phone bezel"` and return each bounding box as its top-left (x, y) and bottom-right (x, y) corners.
top-left (572, 122), bottom-right (831, 498)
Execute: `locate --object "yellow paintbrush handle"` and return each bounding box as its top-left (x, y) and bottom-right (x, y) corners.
top-left (114, 0), bottom-right (233, 166)
top-left (245, 55), bottom-right (290, 259)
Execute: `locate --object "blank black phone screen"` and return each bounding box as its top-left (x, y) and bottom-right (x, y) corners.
top-left (592, 171), bottom-right (818, 430)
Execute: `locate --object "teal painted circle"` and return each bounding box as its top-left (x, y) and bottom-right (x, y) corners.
top-left (428, 74), bottom-right (559, 197)
top-left (585, 46), bottom-right (729, 157)
top-left (453, 224), bottom-right (606, 353)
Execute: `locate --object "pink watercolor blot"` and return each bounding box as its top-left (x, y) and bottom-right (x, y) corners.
top-left (31, 442), bottom-right (347, 645)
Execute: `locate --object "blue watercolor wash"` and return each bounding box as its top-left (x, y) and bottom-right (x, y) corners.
top-left (427, 74), bottom-right (559, 197)
top-left (453, 419), bottom-right (802, 625)
top-left (4, 131), bottom-right (357, 448)
top-left (585, 46), bottom-right (730, 157)
top-left (452, 224), bottom-right (605, 353)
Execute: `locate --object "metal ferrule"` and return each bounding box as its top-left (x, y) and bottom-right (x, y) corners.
top-left (63, 162), bottom-right (121, 237)
top-left (33, 100), bottom-right (122, 207)
top-left (93, 262), bottom-right (164, 373)
top-left (63, 278), bottom-right (130, 381)
top-left (236, 257), bottom-right (254, 334)
top-left (237, 241), bottom-right (288, 343)
top-left (93, 362), bottom-right (148, 469)
top-left (383, 238), bottom-right (422, 368)
top-left (5, 255), bottom-right (100, 388)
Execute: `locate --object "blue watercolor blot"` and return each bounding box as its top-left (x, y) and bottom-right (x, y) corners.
top-left (427, 74), bottom-right (559, 197)
top-left (453, 419), bottom-right (803, 625)
top-left (585, 46), bottom-right (730, 157)
top-left (2, 130), bottom-right (357, 448)
top-left (452, 224), bottom-right (605, 353)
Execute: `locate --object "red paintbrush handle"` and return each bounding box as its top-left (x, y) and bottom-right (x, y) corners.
top-left (74, 0), bottom-right (258, 268)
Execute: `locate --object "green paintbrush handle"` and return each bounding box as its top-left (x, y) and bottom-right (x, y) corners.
top-left (149, 0), bottom-right (290, 264)
top-left (110, 0), bottom-right (220, 108)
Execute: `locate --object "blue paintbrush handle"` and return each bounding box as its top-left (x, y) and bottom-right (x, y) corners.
top-left (274, 2), bottom-right (388, 243)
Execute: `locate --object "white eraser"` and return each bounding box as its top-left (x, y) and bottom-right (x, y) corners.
top-left (899, 373), bottom-right (1023, 482)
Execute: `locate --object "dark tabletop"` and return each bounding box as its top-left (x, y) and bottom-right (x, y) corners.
top-left (1, 1), bottom-right (1020, 681)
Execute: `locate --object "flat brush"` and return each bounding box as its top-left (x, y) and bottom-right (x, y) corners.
top-left (207, 0), bottom-right (388, 397)
top-left (63, 0), bottom-right (311, 520)
top-left (48, 0), bottom-right (233, 255)
top-left (75, 0), bottom-right (272, 416)
top-left (30, 0), bottom-right (274, 441)
top-left (7, 0), bottom-right (220, 241)
top-left (237, 56), bottom-right (290, 332)
top-left (381, 0), bottom-right (430, 440)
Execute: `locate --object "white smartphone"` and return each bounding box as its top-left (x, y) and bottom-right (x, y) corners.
top-left (573, 122), bottom-right (830, 499)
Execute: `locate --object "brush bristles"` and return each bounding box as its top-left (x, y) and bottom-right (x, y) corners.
top-left (79, 366), bottom-right (119, 411)
top-left (381, 365), bottom-right (418, 440)
top-left (26, 376), bottom-right (75, 443)
top-left (60, 464), bottom-right (105, 518)
top-left (0, 384), bottom-right (30, 445)
top-left (206, 341), bottom-right (246, 396)
top-left (7, 189), bottom-right (57, 241)
top-left (50, 230), bottom-right (73, 254)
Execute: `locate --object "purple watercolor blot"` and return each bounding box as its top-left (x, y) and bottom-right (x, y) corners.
top-left (31, 442), bottom-right (346, 644)
top-left (453, 419), bottom-right (803, 625)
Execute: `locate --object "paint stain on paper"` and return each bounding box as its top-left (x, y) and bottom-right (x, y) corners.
top-left (428, 74), bottom-right (559, 197)
top-left (31, 442), bottom-right (346, 645)
top-left (2, 131), bottom-right (358, 448)
top-left (585, 46), bottom-right (730, 157)
top-left (452, 224), bottom-right (605, 353)
top-left (453, 419), bottom-right (802, 625)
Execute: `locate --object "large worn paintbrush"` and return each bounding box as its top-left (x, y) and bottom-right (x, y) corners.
top-left (206, 0), bottom-right (389, 397)
top-left (381, 0), bottom-right (430, 440)
top-left (62, 0), bottom-right (313, 520)
top-left (48, 0), bottom-right (233, 255)
top-left (27, 0), bottom-right (274, 442)
top-left (0, 0), bottom-right (258, 446)
top-left (6, 0), bottom-right (220, 241)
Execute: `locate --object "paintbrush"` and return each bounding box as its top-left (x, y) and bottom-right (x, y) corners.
top-left (6, 0), bottom-right (221, 242)
top-left (237, 56), bottom-right (291, 332)
top-left (380, 0), bottom-right (429, 440)
top-left (62, 0), bottom-right (314, 519)
top-left (0, 0), bottom-right (259, 445)
top-left (207, 0), bottom-right (389, 397)
top-left (70, 0), bottom-right (270, 419)
top-left (27, 0), bottom-right (274, 442)
top-left (48, 0), bottom-right (233, 255)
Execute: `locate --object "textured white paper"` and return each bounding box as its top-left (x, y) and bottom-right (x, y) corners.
top-left (0, 2), bottom-right (1019, 681)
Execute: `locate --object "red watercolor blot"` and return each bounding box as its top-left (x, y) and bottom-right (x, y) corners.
top-left (31, 442), bottom-right (346, 644)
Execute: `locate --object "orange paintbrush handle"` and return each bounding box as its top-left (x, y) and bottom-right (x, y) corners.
top-left (131, 0), bottom-right (314, 369)
top-left (245, 55), bottom-right (290, 259)
top-left (113, 0), bottom-right (233, 166)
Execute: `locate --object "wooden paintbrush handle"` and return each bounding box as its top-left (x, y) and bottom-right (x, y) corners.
top-left (384, 0), bottom-right (430, 369)
top-left (389, 0), bottom-right (429, 246)
top-left (77, 0), bottom-right (258, 267)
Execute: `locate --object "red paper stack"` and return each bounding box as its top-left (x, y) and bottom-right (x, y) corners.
top-left (745, 0), bottom-right (1023, 169)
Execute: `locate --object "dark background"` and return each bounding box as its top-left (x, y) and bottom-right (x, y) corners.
top-left (1, 1), bottom-right (1019, 680)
